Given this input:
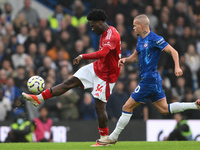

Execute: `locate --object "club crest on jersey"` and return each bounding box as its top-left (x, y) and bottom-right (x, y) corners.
top-left (143, 43), bottom-right (148, 49)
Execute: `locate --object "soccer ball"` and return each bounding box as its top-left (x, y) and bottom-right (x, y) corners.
top-left (27, 76), bottom-right (45, 94)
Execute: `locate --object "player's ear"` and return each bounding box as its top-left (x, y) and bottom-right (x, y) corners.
top-left (98, 20), bottom-right (103, 25)
top-left (141, 24), bottom-right (144, 29)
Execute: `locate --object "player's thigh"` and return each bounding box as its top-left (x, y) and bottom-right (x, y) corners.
top-left (73, 63), bottom-right (94, 89)
top-left (123, 96), bottom-right (141, 113)
top-left (153, 97), bottom-right (169, 115)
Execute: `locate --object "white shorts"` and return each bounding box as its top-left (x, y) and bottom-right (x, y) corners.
top-left (73, 63), bottom-right (115, 103)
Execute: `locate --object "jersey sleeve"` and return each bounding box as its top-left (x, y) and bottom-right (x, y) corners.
top-left (82, 46), bottom-right (110, 59)
top-left (153, 35), bottom-right (169, 51)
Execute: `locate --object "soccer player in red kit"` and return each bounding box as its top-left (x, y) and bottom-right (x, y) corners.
top-left (22, 9), bottom-right (121, 146)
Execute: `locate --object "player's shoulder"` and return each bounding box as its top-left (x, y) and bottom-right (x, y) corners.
top-left (109, 26), bottom-right (119, 35)
top-left (150, 31), bottom-right (165, 43)
top-left (105, 26), bottom-right (120, 40)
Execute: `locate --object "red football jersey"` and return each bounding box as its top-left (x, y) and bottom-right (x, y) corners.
top-left (82, 26), bottom-right (121, 83)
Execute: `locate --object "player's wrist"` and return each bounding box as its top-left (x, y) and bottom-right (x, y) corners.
top-left (79, 54), bottom-right (83, 58)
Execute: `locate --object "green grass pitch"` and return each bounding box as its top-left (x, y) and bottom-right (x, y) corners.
top-left (0, 141), bottom-right (199, 150)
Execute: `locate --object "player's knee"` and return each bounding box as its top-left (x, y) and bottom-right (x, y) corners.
top-left (122, 104), bottom-right (132, 112)
top-left (160, 109), bottom-right (169, 115)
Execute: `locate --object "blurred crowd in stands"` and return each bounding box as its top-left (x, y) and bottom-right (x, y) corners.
top-left (0, 0), bottom-right (200, 124)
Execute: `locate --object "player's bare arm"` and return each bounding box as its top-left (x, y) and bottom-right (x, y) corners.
top-left (163, 45), bottom-right (183, 77)
top-left (73, 55), bottom-right (82, 65)
top-left (118, 50), bottom-right (138, 66)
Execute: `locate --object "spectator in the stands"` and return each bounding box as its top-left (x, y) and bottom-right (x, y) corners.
top-left (8, 35), bottom-right (18, 54)
top-left (48, 4), bottom-right (66, 32)
top-left (177, 55), bottom-right (192, 88)
top-left (107, 81), bottom-right (129, 121)
top-left (27, 43), bottom-right (37, 62)
top-left (3, 2), bottom-right (14, 23)
top-left (37, 56), bottom-right (57, 80)
top-left (5, 113), bottom-right (34, 142)
top-left (79, 92), bottom-right (97, 120)
top-left (59, 30), bottom-right (73, 53)
top-left (34, 43), bottom-right (47, 68)
top-left (185, 44), bottom-right (200, 90)
top-left (0, 69), bottom-right (8, 85)
top-left (18, 0), bottom-right (40, 27)
top-left (174, 1), bottom-right (191, 27)
top-left (4, 23), bottom-right (15, 38)
top-left (12, 97), bottom-right (26, 119)
top-left (13, 13), bottom-right (28, 34)
top-left (25, 55), bottom-right (35, 73)
top-left (1, 59), bottom-right (13, 77)
top-left (131, 0), bottom-right (146, 13)
top-left (175, 16), bottom-right (185, 37)
top-left (114, 13), bottom-right (125, 28)
top-left (57, 86), bottom-right (80, 120)
top-left (152, 0), bottom-right (162, 19)
top-left (24, 28), bottom-right (39, 51)
top-left (145, 5), bottom-right (158, 31)
top-left (40, 29), bottom-right (55, 51)
top-left (13, 66), bottom-right (27, 92)
top-left (54, 49), bottom-right (71, 70)
top-left (77, 23), bottom-right (89, 40)
top-left (11, 44), bottom-right (27, 69)
top-left (3, 77), bottom-right (21, 104)
top-left (115, 0), bottom-right (131, 26)
top-left (33, 106), bottom-right (53, 142)
top-left (71, 0), bottom-right (88, 28)
top-left (171, 77), bottom-right (187, 102)
top-left (47, 39), bottom-right (70, 61)
top-left (179, 26), bottom-right (196, 54)
top-left (0, 15), bottom-right (7, 35)
top-left (0, 87), bottom-right (11, 121)
top-left (192, 0), bottom-right (200, 16)
top-left (156, 10), bottom-right (170, 36)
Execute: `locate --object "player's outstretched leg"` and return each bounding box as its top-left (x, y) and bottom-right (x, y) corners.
top-left (23, 77), bottom-right (83, 107)
top-left (168, 99), bottom-right (200, 114)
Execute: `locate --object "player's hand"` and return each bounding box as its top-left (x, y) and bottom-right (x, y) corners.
top-left (73, 55), bottom-right (82, 65)
top-left (118, 58), bottom-right (126, 67)
top-left (174, 68), bottom-right (183, 77)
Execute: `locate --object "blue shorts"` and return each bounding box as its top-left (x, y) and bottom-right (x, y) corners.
top-left (131, 80), bottom-right (166, 103)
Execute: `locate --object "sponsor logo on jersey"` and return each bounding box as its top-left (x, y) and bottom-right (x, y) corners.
top-left (156, 38), bottom-right (165, 45)
top-left (104, 41), bottom-right (111, 47)
top-left (143, 43), bottom-right (148, 49)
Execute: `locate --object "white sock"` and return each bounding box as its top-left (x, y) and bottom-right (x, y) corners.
top-left (169, 102), bottom-right (198, 114)
top-left (100, 135), bottom-right (108, 139)
top-left (37, 94), bottom-right (44, 102)
top-left (109, 112), bottom-right (132, 141)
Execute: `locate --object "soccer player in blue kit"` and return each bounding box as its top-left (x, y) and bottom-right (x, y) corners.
top-left (97, 14), bottom-right (200, 145)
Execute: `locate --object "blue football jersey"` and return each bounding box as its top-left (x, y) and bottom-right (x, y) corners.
top-left (136, 31), bottom-right (168, 83)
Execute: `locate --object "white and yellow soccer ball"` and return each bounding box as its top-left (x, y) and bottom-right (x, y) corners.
top-left (27, 76), bottom-right (45, 94)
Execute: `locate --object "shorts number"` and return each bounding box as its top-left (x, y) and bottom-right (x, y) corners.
top-left (134, 85), bottom-right (140, 93)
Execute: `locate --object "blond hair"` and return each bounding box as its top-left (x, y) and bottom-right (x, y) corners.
top-left (134, 14), bottom-right (150, 27)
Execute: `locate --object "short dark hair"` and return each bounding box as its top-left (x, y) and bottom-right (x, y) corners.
top-left (87, 9), bottom-right (108, 22)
